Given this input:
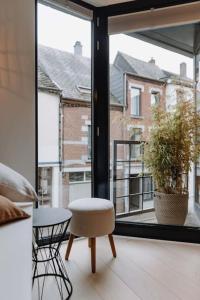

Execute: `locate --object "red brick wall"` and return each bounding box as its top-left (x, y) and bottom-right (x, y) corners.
top-left (125, 75), bottom-right (165, 141)
top-left (110, 106), bottom-right (124, 161)
top-left (63, 102), bottom-right (91, 167)
top-left (62, 76), bottom-right (166, 166)
top-left (63, 103), bottom-right (91, 141)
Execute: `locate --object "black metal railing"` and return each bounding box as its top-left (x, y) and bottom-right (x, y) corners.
top-left (112, 140), bottom-right (154, 218)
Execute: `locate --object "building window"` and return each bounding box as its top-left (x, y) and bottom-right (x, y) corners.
top-left (77, 85), bottom-right (91, 95)
top-left (151, 91), bottom-right (160, 106)
top-left (131, 87), bottom-right (141, 116)
top-left (130, 128), bottom-right (142, 159)
top-left (69, 172), bottom-right (84, 182)
top-left (143, 175), bottom-right (154, 201)
top-left (69, 171), bottom-right (91, 183)
top-left (38, 167), bottom-right (52, 204)
top-left (88, 125), bottom-right (91, 160)
top-left (85, 171), bottom-right (91, 181)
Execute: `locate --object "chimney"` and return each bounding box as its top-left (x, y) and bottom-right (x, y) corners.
top-left (180, 62), bottom-right (187, 78)
top-left (74, 41), bottom-right (82, 56)
top-left (149, 57), bottom-right (156, 65)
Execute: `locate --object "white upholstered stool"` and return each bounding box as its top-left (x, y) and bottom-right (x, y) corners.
top-left (65, 198), bottom-right (116, 273)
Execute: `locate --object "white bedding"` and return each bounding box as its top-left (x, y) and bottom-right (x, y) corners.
top-left (0, 203), bottom-right (32, 300)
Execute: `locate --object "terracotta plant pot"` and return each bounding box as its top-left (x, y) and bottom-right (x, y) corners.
top-left (154, 192), bottom-right (188, 225)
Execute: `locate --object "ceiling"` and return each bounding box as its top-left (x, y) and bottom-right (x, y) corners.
top-left (81, 1), bottom-right (198, 58)
top-left (129, 23), bottom-right (196, 58)
top-left (83, 0), bottom-right (134, 7)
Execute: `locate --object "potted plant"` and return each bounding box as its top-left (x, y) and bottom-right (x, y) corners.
top-left (144, 97), bottom-right (200, 225)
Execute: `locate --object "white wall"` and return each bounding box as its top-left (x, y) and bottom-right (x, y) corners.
top-left (38, 91), bottom-right (60, 163)
top-left (165, 82), bottom-right (193, 110)
top-left (0, 0), bottom-right (36, 185)
top-left (0, 204), bottom-right (32, 300)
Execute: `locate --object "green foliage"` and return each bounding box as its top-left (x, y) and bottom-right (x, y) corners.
top-left (144, 98), bottom-right (200, 194)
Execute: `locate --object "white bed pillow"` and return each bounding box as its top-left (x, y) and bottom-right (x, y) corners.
top-left (0, 163), bottom-right (38, 202)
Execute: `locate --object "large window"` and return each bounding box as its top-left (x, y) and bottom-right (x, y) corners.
top-left (38, 4), bottom-right (91, 208)
top-left (131, 87), bottom-right (141, 116)
top-left (110, 26), bottom-right (194, 226)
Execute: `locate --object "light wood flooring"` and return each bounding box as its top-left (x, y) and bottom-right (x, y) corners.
top-left (33, 236), bottom-right (200, 300)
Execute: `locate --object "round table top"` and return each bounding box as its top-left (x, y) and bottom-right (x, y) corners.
top-left (33, 207), bottom-right (72, 228)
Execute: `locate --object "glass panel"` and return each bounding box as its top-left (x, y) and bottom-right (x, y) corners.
top-left (115, 197), bottom-right (126, 215)
top-left (110, 23), bottom-right (197, 227)
top-left (151, 92), bottom-right (160, 105)
top-left (130, 128), bottom-right (142, 160)
top-left (88, 125), bottom-right (91, 160)
top-left (38, 167), bottom-right (52, 206)
top-left (69, 172), bottom-right (84, 182)
top-left (131, 88), bottom-right (140, 115)
top-left (129, 176), bottom-right (142, 211)
top-left (85, 171), bottom-right (91, 181)
top-left (38, 4), bottom-right (91, 208)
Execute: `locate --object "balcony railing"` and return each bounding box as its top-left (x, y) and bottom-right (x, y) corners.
top-left (112, 140), bottom-right (154, 218)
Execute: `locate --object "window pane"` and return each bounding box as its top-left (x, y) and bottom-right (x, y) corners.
top-left (110, 24), bottom-right (195, 227)
top-left (85, 171), bottom-right (91, 181)
top-left (130, 128), bottom-right (142, 159)
top-left (131, 88), bottom-right (140, 115)
top-left (69, 172), bottom-right (84, 182)
top-left (38, 167), bottom-right (52, 205)
top-left (38, 5), bottom-right (91, 208)
top-left (151, 92), bottom-right (160, 105)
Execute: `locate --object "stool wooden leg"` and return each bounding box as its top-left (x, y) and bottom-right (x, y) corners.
top-left (88, 238), bottom-right (92, 248)
top-left (91, 237), bottom-right (96, 273)
top-left (108, 234), bottom-right (117, 258)
top-left (65, 234), bottom-right (74, 260)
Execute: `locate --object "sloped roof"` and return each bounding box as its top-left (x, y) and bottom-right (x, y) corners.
top-left (38, 65), bottom-right (60, 92)
top-left (39, 45), bottom-right (120, 105)
top-left (115, 51), bottom-right (192, 82)
top-left (38, 45), bottom-right (190, 106)
top-left (39, 45), bottom-right (91, 101)
top-left (110, 64), bottom-right (124, 105)
top-left (115, 52), bottom-right (170, 81)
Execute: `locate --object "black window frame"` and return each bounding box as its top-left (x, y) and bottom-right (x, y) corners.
top-left (35, 0), bottom-right (200, 244)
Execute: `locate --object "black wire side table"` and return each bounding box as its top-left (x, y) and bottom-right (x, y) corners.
top-left (32, 207), bottom-right (73, 300)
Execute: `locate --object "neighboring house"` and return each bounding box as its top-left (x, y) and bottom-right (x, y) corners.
top-left (38, 42), bottom-right (192, 211)
top-left (38, 66), bottom-right (62, 207)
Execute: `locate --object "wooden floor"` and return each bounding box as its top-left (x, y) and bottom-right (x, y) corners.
top-left (33, 236), bottom-right (200, 300)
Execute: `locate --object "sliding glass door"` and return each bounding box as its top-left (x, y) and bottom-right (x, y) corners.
top-left (109, 22), bottom-right (200, 229)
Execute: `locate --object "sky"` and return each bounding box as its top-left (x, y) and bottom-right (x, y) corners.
top-left (38, 3), bottom-right (193, 78)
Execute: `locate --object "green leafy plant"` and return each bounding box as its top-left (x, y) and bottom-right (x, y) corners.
top-left (144, 97), bottom-right (200, 194)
